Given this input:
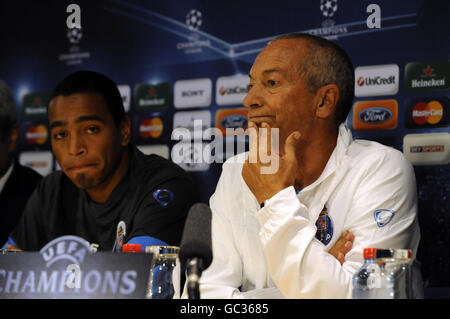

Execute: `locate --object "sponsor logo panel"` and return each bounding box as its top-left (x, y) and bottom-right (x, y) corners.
top-left (117, 85), bottom-right (131, 113)
top-left (19, 151), bottom-right (53, 176)
top-left (22, 92), bottom-right (50, 119)
top-left (173, 110), bottom-right (211, 140)
top-left (404, 96), bottom-right (449, 128)
top-left (171, 142), bottom-right (210, 172)
top-left (134, 82), bottom-right (170, 110)
top-left (139, 117), bottom-right (164, 139)
top-left (25, 124), bottom-right (49, 145)
top-left (355, 64), bottom-right (399, 97)
top-left (403, 133), bottom-right (450, 165)
top-left (352, 100), bottom-right (398, 130)
top-left (405, 61), bottom-right (450, 93)
top-left (215, 108), bottom-right (248, 136)
top-left (216, 75), bottom-right (249, 106)
top-left (174, 78), bottom-right (212, 109)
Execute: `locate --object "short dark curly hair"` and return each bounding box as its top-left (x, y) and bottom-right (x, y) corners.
top-left (49, 70), bottom-right (125, 127)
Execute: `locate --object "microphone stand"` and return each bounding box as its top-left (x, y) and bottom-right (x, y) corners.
top-left (186, 258), bottom-right (204, 299)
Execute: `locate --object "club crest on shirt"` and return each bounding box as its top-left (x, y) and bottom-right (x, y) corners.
top-left (153, 189), bottom-right (174, 207)
top-left (374, 209), bottom-right (395, 227)
top-left (315, 205), bottom-right (334, 245)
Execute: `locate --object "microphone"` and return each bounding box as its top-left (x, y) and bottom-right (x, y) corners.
top-left (179, 203), bottom-right (213, 299)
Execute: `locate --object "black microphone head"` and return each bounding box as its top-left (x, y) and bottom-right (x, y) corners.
top-left (179, 203), bottom-right (212, 269)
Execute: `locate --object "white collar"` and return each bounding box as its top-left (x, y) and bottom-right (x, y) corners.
top-left (300, 123), bottom-right (352, 193)
top-left (0, 161), bottom-right (15, 195)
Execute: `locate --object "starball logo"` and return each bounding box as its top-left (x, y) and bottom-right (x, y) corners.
top-left (58, 4), bottom-right (90, 66)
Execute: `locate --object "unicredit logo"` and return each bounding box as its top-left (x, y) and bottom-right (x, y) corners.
top-left (355, 64), bottom-right (399, 97)
top-left (357, 75), bottom-right (396, 87)
top-left (218, 85), bottom-right (248, 96)
top-left (216, 75), bottom-right (249, 106)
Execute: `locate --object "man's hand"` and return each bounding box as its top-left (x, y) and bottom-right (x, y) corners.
top-left (242, 121), bottom-right (301, 204)
top-left (328, 231), bottom-right (354, 265)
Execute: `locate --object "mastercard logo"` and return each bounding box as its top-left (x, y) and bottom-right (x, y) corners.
top-left (26, 125), bottom-right (48, 144)
top-left (139, 118), bottom-right (163, 138)
top-left (412, 100), bottom-right (443, 125)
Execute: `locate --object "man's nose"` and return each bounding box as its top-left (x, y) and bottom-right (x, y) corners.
top-left (243, 85), bottom-right (264, 109)
top-left (68, 132), bottom-right (87, 156)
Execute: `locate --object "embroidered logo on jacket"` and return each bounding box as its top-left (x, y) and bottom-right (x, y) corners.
top-left (374, 209), bottom-right (395, 227)
top-left (315, 206), bottom-right (334, 245)
top-left (153, 189), bottom-right (174, 207)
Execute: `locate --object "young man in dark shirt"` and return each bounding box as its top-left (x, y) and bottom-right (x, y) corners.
top-left (4, 70), bottom-right (198, 251)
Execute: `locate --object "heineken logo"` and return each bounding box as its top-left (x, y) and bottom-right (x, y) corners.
top-left (405, 61), bottom-right (450, 93)
top-left (21, 92), bottom-right (50, 119)
top-left (134, 82), bottom-right (170, 110)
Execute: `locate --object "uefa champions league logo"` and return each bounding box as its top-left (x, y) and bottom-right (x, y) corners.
top-left (186, 9), bottom-right (202, 31)
top-left (177, 9), bottom-right (210, 54)
top-left (320, 0), bottom-right (338, 18)
top-left (67, 27), bottom-right (83, 44)
top-left (58, 4), bottom-right (90, 66)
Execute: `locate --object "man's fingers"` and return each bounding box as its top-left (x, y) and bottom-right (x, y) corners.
top-left (247, 121), bottom-right (258, 163)
top-left (259, 122), bottom-right (272, 162)
top-left (328, 230), bottom-right (354, 265)
top-left (283, 131), bottom-right (301, 161)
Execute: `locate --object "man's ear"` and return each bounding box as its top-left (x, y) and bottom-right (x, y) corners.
top-left (7, 124), bottom-right (19, 153)
top-left (120, 116), bottom-right (131, 146)
top-left (315, 84), bottom-right (340, 119)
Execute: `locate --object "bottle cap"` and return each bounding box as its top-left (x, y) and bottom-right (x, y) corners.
top-left (363, 248), bottom-right (378, 259)
top-left (122, 244), bottom-right (142, 253)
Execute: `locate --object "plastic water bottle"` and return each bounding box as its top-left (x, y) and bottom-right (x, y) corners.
top-left (376, 248), bottom-right (415, 299)
top-left (352, 248), bottom-right (382, 299)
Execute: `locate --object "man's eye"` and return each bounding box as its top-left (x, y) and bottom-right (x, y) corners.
top-left (86, 126), bottom-right (100, 134)
top-left (268, 80), bottom-right (278, 86)
top-left (53, 131), bottom-right (67, 140)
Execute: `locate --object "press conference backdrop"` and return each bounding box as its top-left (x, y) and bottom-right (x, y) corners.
top-left (1, 0), bottom-right (449, 297)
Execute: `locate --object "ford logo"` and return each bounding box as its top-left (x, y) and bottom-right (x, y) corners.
top-left (220, 114), bottom-right (248, 129)
top-left (359, 107), bottom-right (392, 124)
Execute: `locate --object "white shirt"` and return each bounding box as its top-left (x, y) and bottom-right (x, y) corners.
top-left (0, 161), bottom-right (14, 195)
top-left (199, 124), bottom-right (420, 299)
